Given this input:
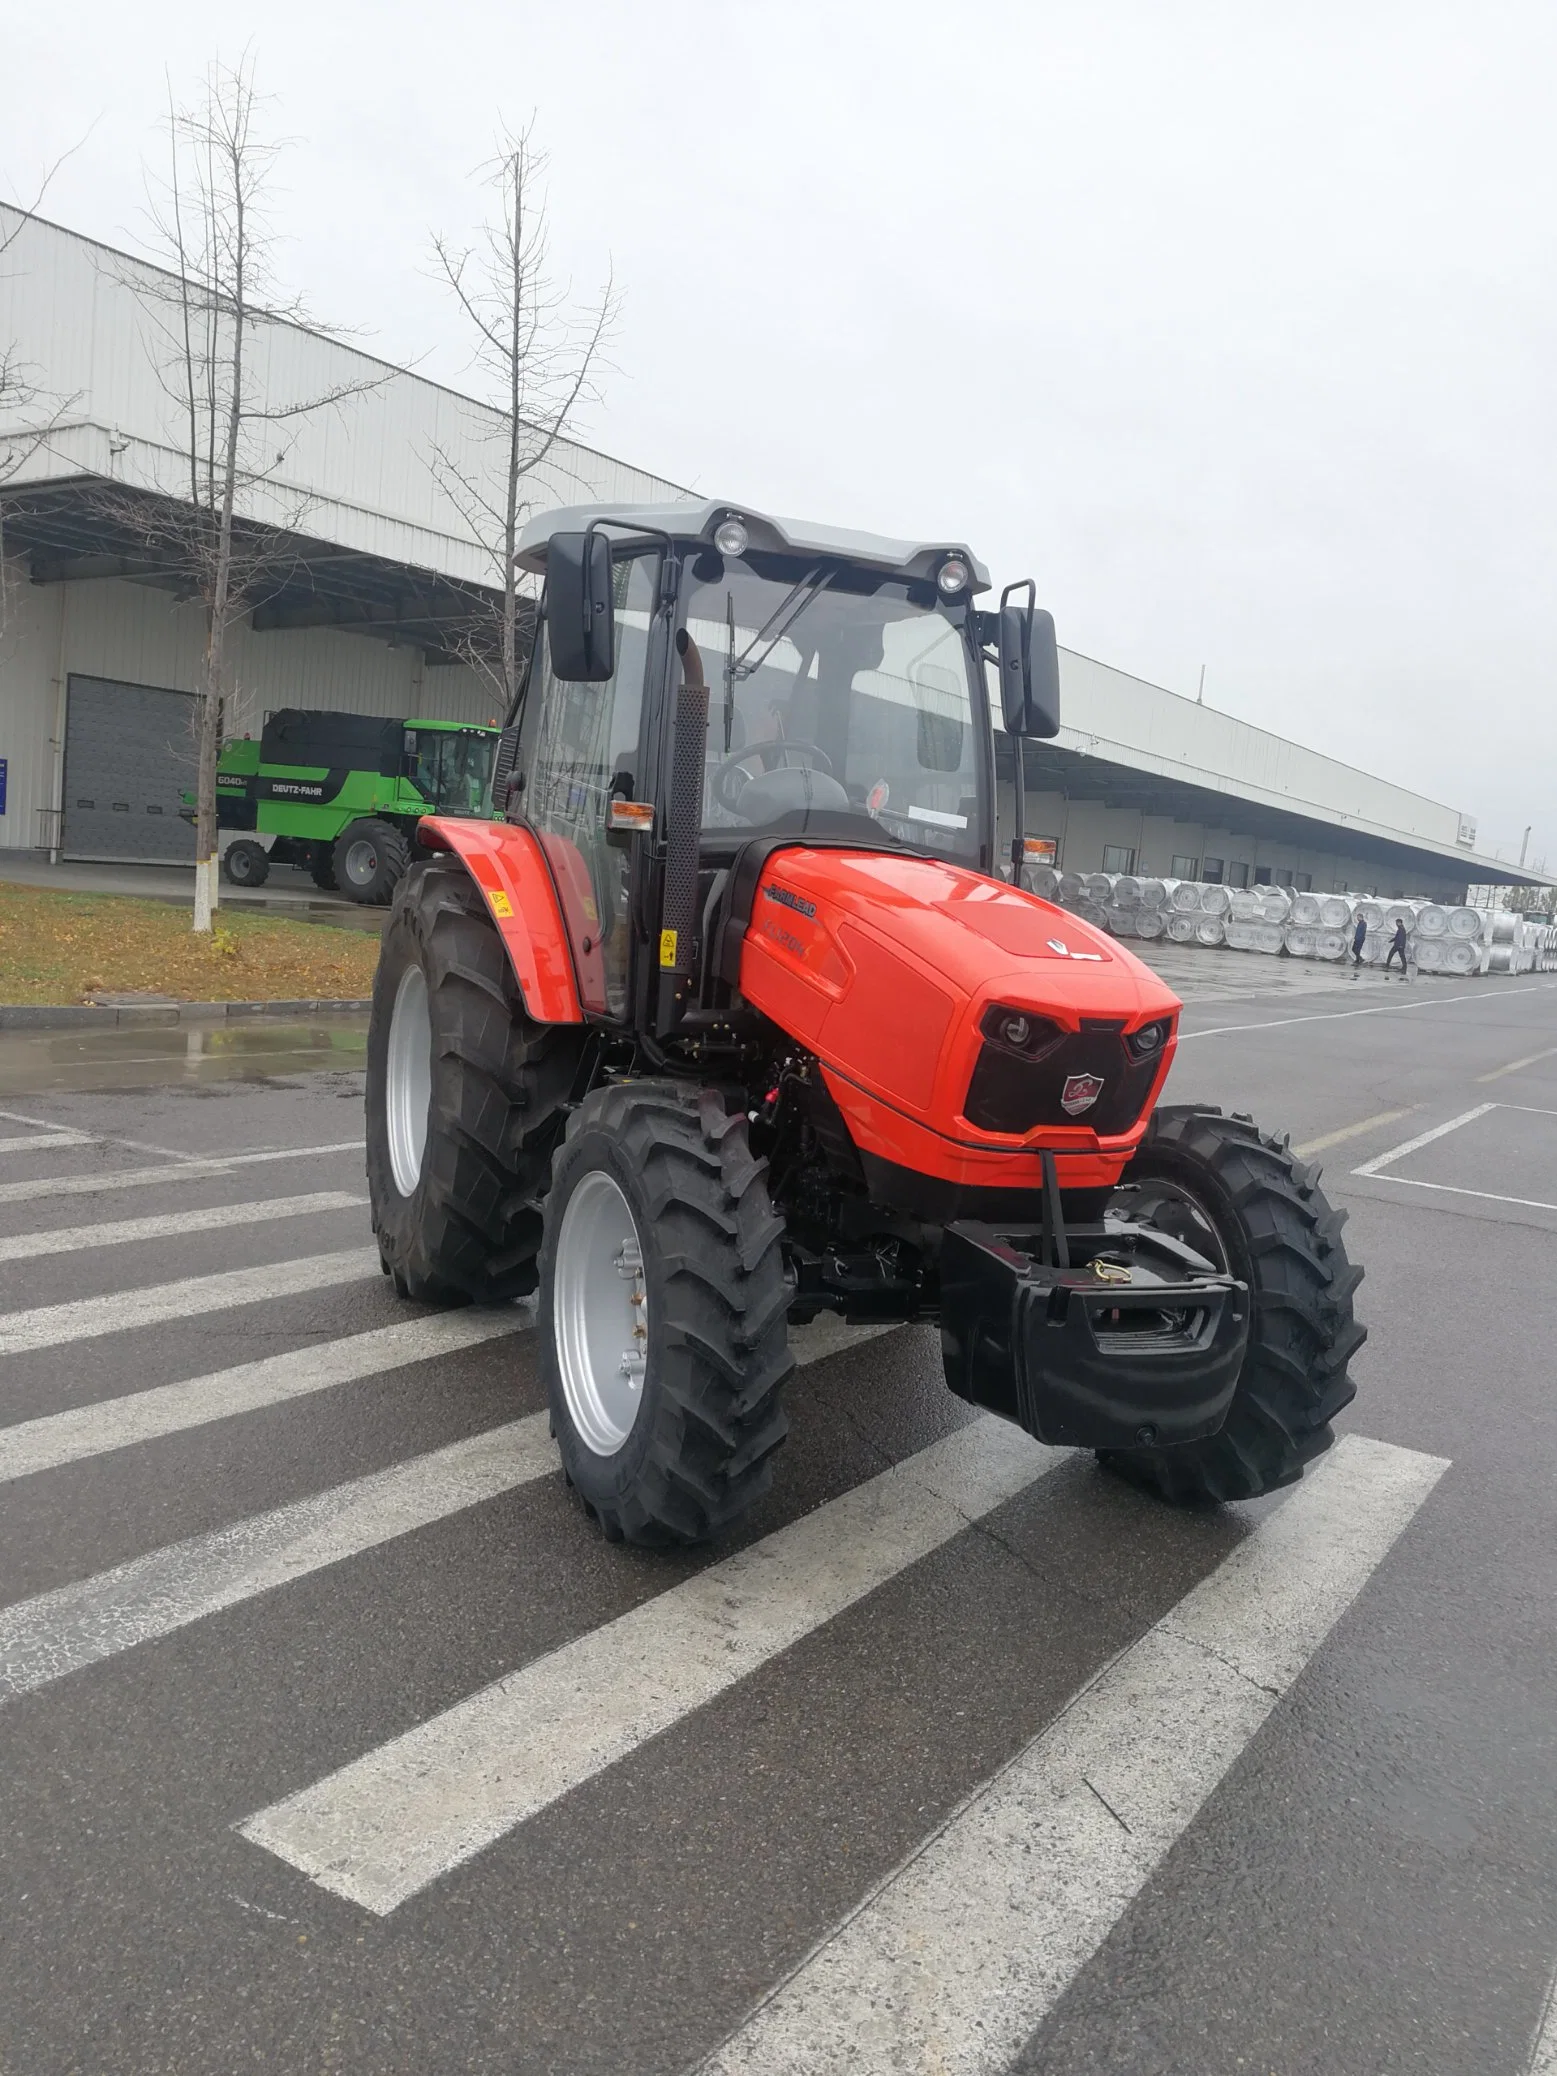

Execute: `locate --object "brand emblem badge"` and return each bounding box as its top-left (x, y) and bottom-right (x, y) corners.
top-left (1060, 1072), bottom-right (1105, 1116)
top-left (1047, 938), bottom-right (1069, 956)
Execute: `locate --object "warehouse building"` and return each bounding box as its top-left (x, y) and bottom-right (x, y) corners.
top-left (0, 205), bottom-right (1535, 898)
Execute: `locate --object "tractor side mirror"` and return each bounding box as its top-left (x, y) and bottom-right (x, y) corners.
top-left (998, 585), bottom-right (1061, 738)
top-left (546, 528), bottom-right (616, 682)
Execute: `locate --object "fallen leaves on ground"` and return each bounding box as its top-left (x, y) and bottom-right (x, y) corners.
top-left (0, 883), bottom-right (381, 1006)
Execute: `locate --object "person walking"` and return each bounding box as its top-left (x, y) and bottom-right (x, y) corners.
top-left (1351, 911), bottom-right (1368, 971)
top-left (1385, 916), bottom-right (1410, 975)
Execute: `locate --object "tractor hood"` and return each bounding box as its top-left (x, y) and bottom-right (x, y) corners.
top-left (735, 847), bottom-right (1181, 1186)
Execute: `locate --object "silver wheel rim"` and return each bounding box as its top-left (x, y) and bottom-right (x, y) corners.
top-left (385, 963), bottom-right (432, 1197)
top-left (346, 837), bottom-right (379, 886)
top-left (553, 1169), bottom-right (649, 1458)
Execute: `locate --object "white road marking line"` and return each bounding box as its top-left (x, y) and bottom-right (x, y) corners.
top-left (0, 1417), bottom-right (554, 1700)
top-left (239, 1416), bottom-right (1066, 1914)
top-left (1351, 1104), bottom-right (1497, 1177)
top-left (0, 1191), bottom-right (367, 1264)
top-left (1353, 1176), bottom-right (1557, 1217)
top-left (0, 1106), bottom-right (199, 1163)
top-left (701, 1433), bottom-right (1448, 2076)
top-left (0, 1139), bottom-right (364, 1208)
top-left (0, 1131), bottom-right (95, 1155)
top-left (1293, 1107), bottom-right (1415, 1157)
top-left (0, 1246), bottom-right (380, 1359)
top-left (1479, 1044), bottom-right (1557, 1084)
top-left (1527, 1956), bottom-right (1557, 2076)
top-left (1179, 983), bottom-right (1553, 1042)
top-left (0, 1310), bottom-right (529, 1483)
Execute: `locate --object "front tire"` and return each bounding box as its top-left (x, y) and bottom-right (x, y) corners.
top-left (1098, 1105), bottom-right (1364, 1503)
top-left (223, 838), bottom-right (270, 887)
top-left (335, 818), bottom-right (411, 904)
top-left (367, 857), bottom-right (585, 1303)
top-left (540, 1082), bottom-right (792, 1546)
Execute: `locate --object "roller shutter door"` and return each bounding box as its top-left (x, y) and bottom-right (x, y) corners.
top-left (62, 676), bottom-right (198, 864)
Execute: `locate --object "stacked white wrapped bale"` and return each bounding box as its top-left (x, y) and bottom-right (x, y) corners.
top-left (1195, 915), bottom-right (1227, 946)
top-left (1255, 887), bottom-right (1292, 925)
top-left (1290, 892), bottom-right (1323, 927)
top-left (1313, 928), bottom-right (1349, 960)
top-left (1023, 862), bottom-right (1062, 902)
top-left (1134, 907), bottom-right (1167, 939)
top-left (1284, 922), bottom-right (1317, 958)
top-left (1170, 880), bottom-right (1203, 914)
top-left (1318, 894), bottom-right (1354, 929)
top-left (1057, 870), bottom-right (1087, 908)
top-left (1104, 904), bottom-right (1139, 937)
top-left (1136, 876), bottom-right (1169, 911)
top-left (1199, 883), bottom-right (1233, 917)
top-left (1225, 916), bottom-right (1285, 954)
top-left (1446, 905), bottom-right (1483, 941)
top-left (1167, 912), bottom-right (1199, 942)
top-left (1084, 871), bottom-right (1115, 906)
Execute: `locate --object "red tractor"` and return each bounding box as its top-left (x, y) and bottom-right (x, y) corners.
top-left (367, 503), bottom-right (1363, 1544)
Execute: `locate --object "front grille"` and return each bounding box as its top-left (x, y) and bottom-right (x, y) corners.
top-left (963, 1025), bottom-right (1160, 1137)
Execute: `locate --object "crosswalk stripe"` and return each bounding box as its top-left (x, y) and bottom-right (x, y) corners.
top-left (0, 1246), bottom-right (381, 1359)
top-left (0, 1191), bottom-right (367, 1264)
top-left (0, 1416), bottom-right (554, 1700)
top-left (698, 1432), bottom-right (1449, 2076)
top-left (0, 1132), bottom-right (95, 1155)
top-left (0, 1140), bottom-right (364, 1208)
top-left (238, 1415), bottom-right (1065, 1915)
top-left (0, 1310), bottom-right (530, 1483)
top-left (1528, 1960), bottom-right (1557, 2076)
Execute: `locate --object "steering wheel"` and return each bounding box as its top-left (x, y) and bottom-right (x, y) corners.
top-left (711, 740), bottom-right (835, 815)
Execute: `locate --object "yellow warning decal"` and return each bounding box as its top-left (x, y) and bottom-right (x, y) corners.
top-left (659, 928), bottom-right (679, 968)
top-left (488, 890), bottom-right (514, 919)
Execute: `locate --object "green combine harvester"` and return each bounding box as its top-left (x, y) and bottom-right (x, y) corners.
top-left (199, 709), bottom-right (501, 903)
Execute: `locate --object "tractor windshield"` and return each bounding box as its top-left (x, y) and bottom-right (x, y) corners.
top-left (680, 553), bottom-right (984, 865)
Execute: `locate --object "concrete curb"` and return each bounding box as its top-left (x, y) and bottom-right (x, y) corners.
top-left (0, 998), bottom-right (373, 1032)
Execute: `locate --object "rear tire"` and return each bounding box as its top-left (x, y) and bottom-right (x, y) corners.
top-left (540, 1082), bottom-right (792, 1546)
top-left (1097, 1104), bottom-right (1364, 1503)
top-left (309, 846), bottom-right (339, 891)
top-left (223, 838), bottom-right (270, 887)
top-left (367, 857), bottom-right (585, 1303)
top-left (335, 818), bottom-right (411, 904)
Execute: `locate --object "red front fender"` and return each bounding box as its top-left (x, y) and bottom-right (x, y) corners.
top-left (418, 817), bottom-right (585, 1024)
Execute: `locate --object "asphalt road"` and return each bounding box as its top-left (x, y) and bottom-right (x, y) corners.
top-left (1, 962), bottom-right (1554, 2076)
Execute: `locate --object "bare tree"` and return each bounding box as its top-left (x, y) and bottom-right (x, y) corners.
top-left (429, 123), bottom-right (617, 714)
top-left (117, 57), bottom-right (380, 929)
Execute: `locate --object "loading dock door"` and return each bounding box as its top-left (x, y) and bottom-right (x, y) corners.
top-left (62, 676), bottom-right (198, 864)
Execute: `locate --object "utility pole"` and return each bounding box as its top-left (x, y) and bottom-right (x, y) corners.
top-left (1196, 664), bottom-right (1206, 705)
top-left (1520, 825), bottom-right (1531, 868)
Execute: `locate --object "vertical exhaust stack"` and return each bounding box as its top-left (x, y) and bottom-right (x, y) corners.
top-left (657, 627), bottom-right (710, 1028)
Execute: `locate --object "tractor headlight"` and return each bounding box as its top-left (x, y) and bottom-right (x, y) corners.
top-left (1124, 1018), bottom-right (1173, 1060)
top-left (980, 1004), bottom-right (1063, 1058)
top-left (937, 555), bottom-right (971, 597)
top-left (713, 516), bottom-right (749, 558)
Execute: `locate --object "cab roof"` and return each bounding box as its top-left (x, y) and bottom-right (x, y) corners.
top-left (513, 499), bottom-right (991, 592)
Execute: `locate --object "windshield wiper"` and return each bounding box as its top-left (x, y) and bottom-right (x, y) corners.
top-left (721, 565), bottom-right (835, 751)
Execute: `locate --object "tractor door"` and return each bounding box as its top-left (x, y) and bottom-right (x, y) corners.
top-left (510, 552), bottom-right (659, 1018)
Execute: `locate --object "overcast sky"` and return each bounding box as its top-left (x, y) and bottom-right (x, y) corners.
top-left (6, 1), bottom-right (1554, 868)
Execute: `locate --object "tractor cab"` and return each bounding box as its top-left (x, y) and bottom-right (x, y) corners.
top-left (498, 500), bottom-right (1061, 1031)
